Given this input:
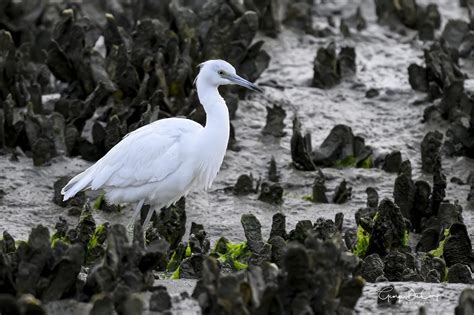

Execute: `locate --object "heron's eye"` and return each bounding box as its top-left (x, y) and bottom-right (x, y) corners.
top-left (218, 70), bottom-right (224, 76)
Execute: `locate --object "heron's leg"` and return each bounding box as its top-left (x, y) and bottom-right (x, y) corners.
top-left (142, 206), bottom-right (156, 230)
top-left (127, 199), bottom-right (145, 232)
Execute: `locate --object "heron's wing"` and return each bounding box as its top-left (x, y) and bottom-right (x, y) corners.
top-left (90, 118), bottom-right (203, 189)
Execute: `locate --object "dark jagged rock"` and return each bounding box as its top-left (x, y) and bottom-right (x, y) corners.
top-left (174, 224), bottom-right (209, 278)
top-left (32, 137), bottom-right (55, 166)
top-left (258, 182), bottom-right (283, 204)
top-left (166, 242), bottom-right (187, 274)
top-left (339, 277), bottom-right (365, 309)
top-left (90, 295), bottom-right (115, 315)
top-left (313, 42), bottom-right (340, 89)
top-left (366, 187), bottom-right (379, 209)
top-left (0, 109), bottom-right (5, 148)
top-left (416, 226), bottom-right (441, 253)
top-left (426, 269), bottom-right (441, 283)
top-left (312, 42), bottom-right (356, 88)
top-left (268, 235), bottom-right (285, 268)
top-left (355, 209), bottom-right (377, 238)
top-left (355, 188), bottom-right (379, 231)
top-left (443, 223), bottom-right (473, 268)
top-left (288, 220), bottom-right (313, 244)
top-left (411, 180), bottom-right (431, 232)
top-left (249, 0), bottom-right (283, 37)
top-left (344, 228), bottom-right (357, 251)
top-left (313, 124), bottom-right (371, 167)
top-left (149, 197), bottom-right (186, 250)
top-left (241, 214), bottom-right (271, 266)
top-left (375, 0), bottom-right (416, 28)
top-left (233, 174), bottom-right (257, 195)
top-left (383, 251), bottom-right (406, 281)
top-left (42, 244), bottom-right (84, 302)
top-left (262, 104), bottom-right (286, 137)
top-left (417, 4), bottom-right (442, 41)
top-left (53, 176), bottom-right (85, 207)
top-left (408, 42), bottom-right (465, 100)
top-left (469, 174), bottom-right (474, 201)
top-left (448, 263), bottom-right (473, 283)
top-left (313, 218), bottom-right (338, 241)
top-left (451, 176), bottom-right (466, 185)
top-left (120, 295), bottom-right (144, 315)
top-left (343, 7), bottom-right (367, 31)
top-left (16, 225), bottom-right (52, 296)
top-left (338, 47), bottom-right (356, 76)
top-left (442, 20), bottom-right (470, 51)
top-left (375, 275), bottom-right (388, 282)
top-left (85, 223), bottom-right (162, 300)
top-left (408, 64), bottom-right (428, 92)
top-left (53, 216), bottom-right (68, 240)
top-left (269, 213), bottom-right (287, 240)
top-left (425, 4), bottom-right (441, 28)
top-left (360, 254), bottom-right (384, 282)
top-left (431, 156), bottom-right (446, 215)
top-left (375, 0), bottom-right (441, 42)
top-left (284, 1), bottom-right (314, 32)
top-left (149, 286), bottom-right (172, 312)
top-left (312, 170), bottom-right (328, 203)
top-left (332, 179), bottom-right (352, 204)
top-left (2, 231), bottom-right (15, 254)
top-left (437, 82), bottom-right (471, 122)
top-left (335, 213), bottom-right (344, 232)
top-left (47, 10), bottom-right (99, 98)
top-left (104, 115), bottom-right (123, 152)
top-left (455, 288), bottom-right (474, 315)
top-left (140, 238), bottom-right (169, 273)
top-left (445, 118), bottom-right (474, 158)
top-left (68, 203), bottom-right (96, 249)
top-left (399, 159), bottom-right (412, 178)
top-left (180, 255), bottom-right (205, 279)
top-left (340, 17), bottom-right (351, 37)
top-left (290, 117), bottom-right (316, 171)
top-left (0, 295), bottom-right (21, 315)
top-left (189, 223), bottom-right (210, 254)
top-left (393, 163), bottom-right (415, 219)
top-left (420, 255), bottom-right (446, 282)
top-left (421, 131), bottom-right (443, 173)
top-left (67, 206), bottom-right (82, 217)
top-left (366, 198), bottom-right (407, 257)
top-left (382, 150), bottom-right (402, 173)
top-left (268, 156), bottom-right (279, 182)
top-left (438, 202), bottom-right (463, 230)
top-left (365, 88), bottom-right (379, 98)
top-left (192, 258), bottom-right (243, 314)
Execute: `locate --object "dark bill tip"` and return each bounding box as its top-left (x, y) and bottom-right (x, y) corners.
top-left (228, 73), bottom-right (264, 93)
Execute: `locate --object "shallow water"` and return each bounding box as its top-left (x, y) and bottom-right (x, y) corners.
top-left (1, 0), bottom-right (473, 313)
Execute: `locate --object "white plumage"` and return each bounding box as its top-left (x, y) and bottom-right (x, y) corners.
top-left (61, 59), bottom-right (262, 228)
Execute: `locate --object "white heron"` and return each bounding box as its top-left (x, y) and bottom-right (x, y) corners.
top-left (61, 59), bottom-right (262, 229)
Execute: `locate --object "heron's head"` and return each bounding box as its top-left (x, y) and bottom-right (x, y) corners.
top-left (196, 59), bottom-right (262, 92)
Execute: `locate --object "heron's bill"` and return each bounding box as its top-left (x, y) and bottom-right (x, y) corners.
top-left (226, 73), bottom-right (263, 93)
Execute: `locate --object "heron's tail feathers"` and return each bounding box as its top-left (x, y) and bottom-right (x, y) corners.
top-left (61, 167), bottom-right (94, 201)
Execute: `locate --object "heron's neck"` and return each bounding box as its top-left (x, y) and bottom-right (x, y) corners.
top-left (197, 81), bottom-right (230, 134)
